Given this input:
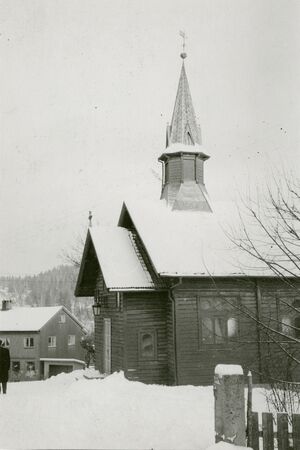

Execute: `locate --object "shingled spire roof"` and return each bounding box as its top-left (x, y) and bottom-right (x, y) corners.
top-left (167, 57), bottom-right (201, 147)
top-left (159, 51), bottom-right (212, 212)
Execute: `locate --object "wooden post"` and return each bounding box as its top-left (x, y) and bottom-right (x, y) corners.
top-left (277, 413), bottom-right (289, 450)
top-left (293, 414), bottom-right (300, 450)
top-left (247, 371), bottom-right (253, 447)
top-left (250, 412), bottom-right (259, 450)
top-left (214, 364), bottom-right (246, 446)
top-left (262, 412), bottom-right (274, 450)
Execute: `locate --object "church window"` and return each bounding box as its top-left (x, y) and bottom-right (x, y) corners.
top-left (198, 296), bottom-right (239, 345)
top-left (138, 330), bottom-right (157, 360)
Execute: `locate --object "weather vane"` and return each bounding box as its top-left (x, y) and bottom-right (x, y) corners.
top-left (88, 211), bottom-right (93, 227)
top-left (179, 30), bottom-right (187, 59)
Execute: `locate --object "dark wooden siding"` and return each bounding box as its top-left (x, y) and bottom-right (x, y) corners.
top-left (258, 280), bottom-right (300, 381)
top-left (94, 271), bottom-right (124, 374)
top-left (168, 158), bottom-right (181, 183)
top-left (173, 278), bottom-right (300, 386)
top-left (173, 278), bottom-right (261, 385)
top-left (124, 291), bottom-right (169, 385)
top-left (166, 295), bottom-right (176, 385)
top-left (183, 156), bottom-right (195, 181)
top-left (196, 158), bottom-right (204, 184)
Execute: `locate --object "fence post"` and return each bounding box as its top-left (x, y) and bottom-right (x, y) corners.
top-left (214, 364), bottom-right (246, 446)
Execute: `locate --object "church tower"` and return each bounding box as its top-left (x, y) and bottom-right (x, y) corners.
top-left (158, 50), bottom-right (212, 212)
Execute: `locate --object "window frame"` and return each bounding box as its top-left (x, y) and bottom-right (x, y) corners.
top-left (138, 329), bottom-right (158, 361)
top-left (24, 337), bottom-right (34, 348)
top-left (198, 296), bottom-right (240, 347)
top-left (58, 314), bottom-right (66, 324)
top-left (25, 361), bottom-right (36, 377)
top-left (48, 336), bottom-right (57, 348)
top-left (0, 337), bottom-right (10, 347)
top-left (12, 360), bottom-right (20, 373)
top-left (68, 335), bottom-right (76, 346)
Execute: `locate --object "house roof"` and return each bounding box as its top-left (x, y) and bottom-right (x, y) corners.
top-left (0, 306), bottom-right (85, 332)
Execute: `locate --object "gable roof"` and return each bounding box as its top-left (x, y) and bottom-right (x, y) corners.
top-left (0, 306), bottom-right (67, 332)
top-left (75, 226), bottom-right (157, 296)
top-left (0, 306), bottom-right (86, 332)
top-left (118, 198), bottom-right (296, 278)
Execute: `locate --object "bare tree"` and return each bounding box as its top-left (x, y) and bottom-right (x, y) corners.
top-left (223, 172), bottom-right (300, 418)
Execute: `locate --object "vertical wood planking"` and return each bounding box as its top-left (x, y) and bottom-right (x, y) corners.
top-left (250, 412), bottom-right (259, 450)
top-left (293, 414), bottom-right (300, 450)
top-left (277, 413), bottom-right (289, 450)
top-left (262, 412), bottom-right (274, 450)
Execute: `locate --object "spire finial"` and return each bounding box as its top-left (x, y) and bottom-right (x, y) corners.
top-left (88, 211), bottom-right (93, 227)
top-left (179, 30), bottom-right (187, 59)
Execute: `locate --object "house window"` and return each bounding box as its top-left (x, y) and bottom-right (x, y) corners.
top-left (25, 361), bottom-right (36, 378)
top-left (48, 336), bottom-right (56, 347)
top-left (24, 337), bottom-right (34, 348)
top-left (138, 330), bottom-right (157, 360)
top-left (59, 314), bottom-right (66, 323)
top-left (12, 361), bottom-right (20, 373)
top-left (0, 337), bottom-right (10, 347)
top-left (68, 335), bottom-right (76, 346)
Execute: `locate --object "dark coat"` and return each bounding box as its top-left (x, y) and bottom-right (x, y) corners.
top-left (0, 346), bottom-right (10, 382)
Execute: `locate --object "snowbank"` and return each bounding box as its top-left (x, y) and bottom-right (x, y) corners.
top-left (0, 370), bottom-right (214, 449)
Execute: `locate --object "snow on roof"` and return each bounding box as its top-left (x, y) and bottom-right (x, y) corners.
top-left (89, 226), bottom-right (155, 290)
top-left (0, 306), bottom-right (63, 332)
top-left (121, 197), bottom-right (282, 277)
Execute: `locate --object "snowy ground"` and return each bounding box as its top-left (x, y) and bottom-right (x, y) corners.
top-left (0, 369), bottom-right (266, 449)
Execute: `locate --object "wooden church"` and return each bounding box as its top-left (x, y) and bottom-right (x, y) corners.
top-left (75, 51), bottom-right (300, 385)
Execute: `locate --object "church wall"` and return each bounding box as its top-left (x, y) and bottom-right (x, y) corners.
top-left (172, 278), bottom-right (300, 385)
top-left (94, 271), bottom-right (124, 374)
top-left (172, 279), bottom-right (259, 386)
top-left (123, 291), bottom-right (169, 385)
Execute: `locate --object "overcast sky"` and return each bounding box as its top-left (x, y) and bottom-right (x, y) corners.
top-left (1, 0), bottom-right (299, 276)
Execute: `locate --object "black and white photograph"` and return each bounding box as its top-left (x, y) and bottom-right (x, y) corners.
top-left (0, 1), bottom-right (300, 449)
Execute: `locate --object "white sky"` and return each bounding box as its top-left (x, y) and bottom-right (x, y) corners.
top-left (0, 0), bottom-right (299, 276)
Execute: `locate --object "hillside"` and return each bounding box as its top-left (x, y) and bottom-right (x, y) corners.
top-left (0, 265), bottom-right (93, 331)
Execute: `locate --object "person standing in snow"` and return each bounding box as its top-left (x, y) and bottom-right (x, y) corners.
top-left (0, 339), bottom-right (10, 394)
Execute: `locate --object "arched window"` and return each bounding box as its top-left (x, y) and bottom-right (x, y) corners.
top-left (227, 318), bottom-right (239, 340)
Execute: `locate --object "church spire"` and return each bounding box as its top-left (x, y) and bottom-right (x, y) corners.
top-left (158, 44), bottom-right (212, 212)
top-left (166, 53), bottom-right (201, 147)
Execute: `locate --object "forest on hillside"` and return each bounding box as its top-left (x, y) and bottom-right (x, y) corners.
top-left (0, 265), bottom-right (94, 331)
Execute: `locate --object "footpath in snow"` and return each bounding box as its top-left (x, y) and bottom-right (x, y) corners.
top-left (0, 369), bottom-right (264, 449)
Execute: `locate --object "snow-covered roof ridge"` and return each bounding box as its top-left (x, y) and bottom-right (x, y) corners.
top-left (119, 197), bottom-right (284, 277)
top-left (89, 225), bottom-right (157, 290)
top-left (0, 306), bottom-right (63, 332)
